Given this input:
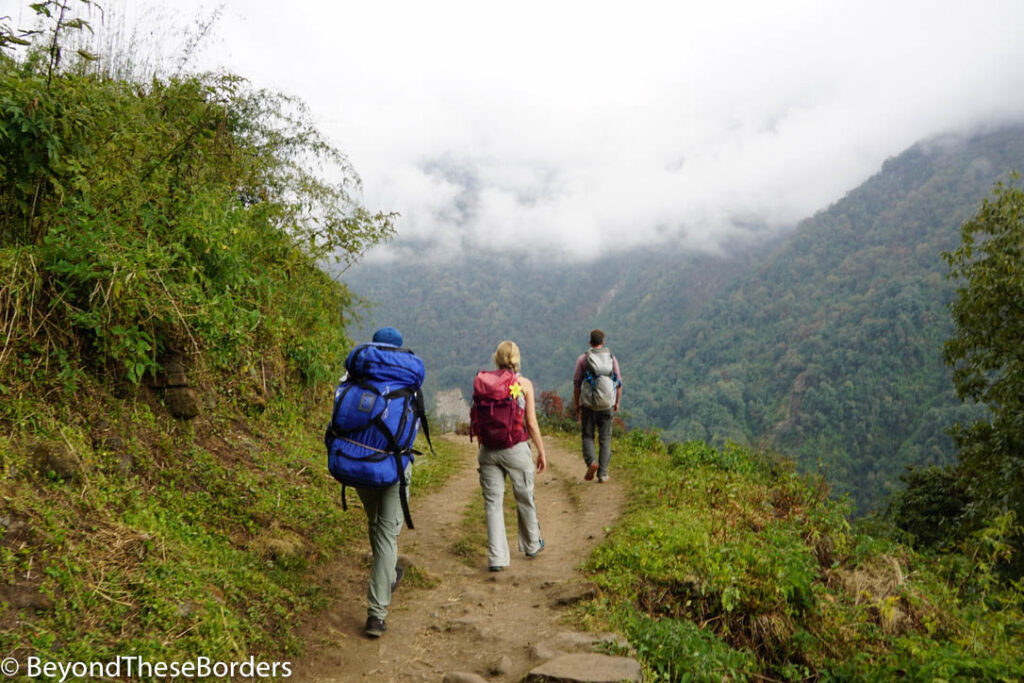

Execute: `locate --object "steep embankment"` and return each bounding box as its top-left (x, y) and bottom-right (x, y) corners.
top-left (298, 435), bottom-right (629, 681)
top-left (0, 31), bottom-right (395, 665)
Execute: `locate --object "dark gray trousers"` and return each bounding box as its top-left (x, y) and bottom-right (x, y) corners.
top-left (581, 407), bottom-right (613, 477)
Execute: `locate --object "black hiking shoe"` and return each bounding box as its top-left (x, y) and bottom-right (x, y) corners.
top-left (391, 563), bottom-right (405, 593)
top-left (489, 565), bottom-right (506, 572)
top-left (364, 616), bottom-right (386, 638)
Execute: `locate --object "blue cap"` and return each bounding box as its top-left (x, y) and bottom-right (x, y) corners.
top-left (372, 326), bottom-right (403, 347)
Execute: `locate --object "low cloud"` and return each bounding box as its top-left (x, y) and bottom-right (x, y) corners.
top-left (166, 0), bottom-right (1024, 260)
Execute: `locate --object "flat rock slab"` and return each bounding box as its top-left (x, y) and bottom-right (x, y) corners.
top-left (526, 653), bottom-right (642, 682)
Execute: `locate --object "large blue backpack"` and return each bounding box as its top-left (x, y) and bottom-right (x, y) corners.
top-left (324, 343), bottom-right (432, 529)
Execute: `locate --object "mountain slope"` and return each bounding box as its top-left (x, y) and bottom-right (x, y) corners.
top-left (657, 126), bottom-right (1024, 509)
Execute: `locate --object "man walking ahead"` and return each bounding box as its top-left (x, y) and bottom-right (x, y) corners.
top-left (573, 329), bottom-right (622, 483)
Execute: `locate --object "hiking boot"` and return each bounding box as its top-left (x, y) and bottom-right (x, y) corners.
top-left (598, 474), bottom-right (610, 483)
top-left (364, 616), bottom-right (386, 638)
top-left (526, 539), bottom-right (546, 558)
top-left (391, 563), bottom-right (405, 593)
top-left (584, 463), bottom-right (599, 481)
top-left (488, 565), bottom-right (506, 572)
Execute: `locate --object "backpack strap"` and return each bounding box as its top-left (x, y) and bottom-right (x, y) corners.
top-left (413, 389), bottom-right (435, 456)
top-left (395, 450), bottom-right (413, 531)
top-left (373, 410), bottom-right (416, 530)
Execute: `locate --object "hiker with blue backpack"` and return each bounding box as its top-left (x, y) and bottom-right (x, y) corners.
top-left (470, 340), bottom-right (548, 572)
top-left (573, 329), bottom-right (622, 483)
top-left (324, 326), bottom-right (432, 638)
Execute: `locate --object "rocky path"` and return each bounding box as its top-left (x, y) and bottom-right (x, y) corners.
top-left (296, 434), bottom-right (629, 681)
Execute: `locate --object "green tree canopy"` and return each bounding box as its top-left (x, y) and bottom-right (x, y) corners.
top-left (943, 177), bottom-right (1024, 535)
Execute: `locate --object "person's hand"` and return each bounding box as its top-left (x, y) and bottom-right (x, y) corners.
top-left (613, 403), bottom-right (620, 412)
top-left (536, 453), bottom-right (548, 473)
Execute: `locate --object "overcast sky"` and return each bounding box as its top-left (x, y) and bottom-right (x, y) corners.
top-left (9, 0), bottom-right (1024, 259)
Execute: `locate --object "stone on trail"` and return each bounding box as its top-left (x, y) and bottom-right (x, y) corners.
top-left (488, 654), bottom-right (513, 675)
top-left (525, 653), bottom-right (642, 682)
top-left (442, 673), bottom-right (489, 683)
top-left (446, 617), bottom-right (494, 640)
top-left (530, 641), bottom-right (565, 661)
top-left (547, 581), bottom-right (599, 607)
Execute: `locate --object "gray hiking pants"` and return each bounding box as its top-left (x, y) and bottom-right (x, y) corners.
top-left (478, 440), bottom-right (543, 568)
top-left (581, 407), bottom-right (613, 477)
top-left (355, 465), bottom-right (410, 620)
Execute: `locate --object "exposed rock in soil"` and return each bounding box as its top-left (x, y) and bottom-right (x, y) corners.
top-left (28, 440), bottom-right (84, 482)
top-left (1, 584), bottom-right (55, 612)
top-left (165, 386), bottom-right (201, 420)
top-left (547, 581), bottom-right (599, 607)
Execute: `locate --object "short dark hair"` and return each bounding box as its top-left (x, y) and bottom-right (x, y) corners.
top-left (589, 329), bottom-right (605, 347)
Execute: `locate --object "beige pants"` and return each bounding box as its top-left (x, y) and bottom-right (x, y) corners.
top-left (477, 440), bottom-right (543, 567)
top-left (355, 465), bottom-right (410, 619)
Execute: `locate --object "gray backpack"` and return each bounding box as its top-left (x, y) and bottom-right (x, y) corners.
top-left (580, 348), bottom-right (617, 411)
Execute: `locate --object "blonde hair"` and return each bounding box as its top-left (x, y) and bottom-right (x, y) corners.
top-left (493, 340), bottom-right (521, 371)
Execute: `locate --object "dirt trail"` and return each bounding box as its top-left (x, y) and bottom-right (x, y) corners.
top-left (297, 434), bottom-right (626, 682)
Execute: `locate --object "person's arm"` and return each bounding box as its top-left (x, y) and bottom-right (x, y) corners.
top-left (572, 354), bottom-right (584, 418)
top-left (521, 377), bottom-right (547, 473)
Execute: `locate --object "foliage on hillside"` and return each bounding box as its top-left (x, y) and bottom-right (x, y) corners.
top-left (1, 14), bottom-right (394, 397)
top-left (581, 433), bottom-right (1024, 681)
top-left (342, 251), bottom-right (628, 398)
top-left (342, 245), bottom-right (760, 417)
top-left (0, 1), bottom-right (416, 663)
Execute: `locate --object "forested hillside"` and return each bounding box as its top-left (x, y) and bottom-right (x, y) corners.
top-left (342, 245), bottom-right (766, 401)
top-left (345, 125), bottom-right (1024, 511)
top-left (657, 127), bottom-right (1024, 510)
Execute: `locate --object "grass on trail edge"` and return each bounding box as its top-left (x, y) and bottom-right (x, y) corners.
top-left (574, 429), bottom-right (1024, 682)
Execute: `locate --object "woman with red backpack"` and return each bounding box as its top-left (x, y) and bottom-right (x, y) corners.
top-left (470, 340), bottom-right (548, 572)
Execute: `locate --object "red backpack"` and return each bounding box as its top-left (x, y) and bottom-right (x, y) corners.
top-left (470, 369), bottom-right (529, 449)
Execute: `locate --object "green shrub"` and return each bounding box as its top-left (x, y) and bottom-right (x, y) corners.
top-left (620, 609), bottom-right (756, 682)
top-left (889, 465), bottom-right (969, 548)
top-left (1, 22), bottom-right (395, 395)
